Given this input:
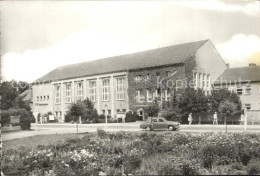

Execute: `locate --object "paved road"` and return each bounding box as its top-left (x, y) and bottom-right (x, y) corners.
top-left (2, 122), bottom-right (260, 141)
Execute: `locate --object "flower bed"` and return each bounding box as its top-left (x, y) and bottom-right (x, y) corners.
top-left (3, 131), bottom-right (260, 175)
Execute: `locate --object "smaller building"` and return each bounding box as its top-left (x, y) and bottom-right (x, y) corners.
top-left (20, 89), bottom-right (33, 110)
top-left (214, 64), bottom-right (260, 124)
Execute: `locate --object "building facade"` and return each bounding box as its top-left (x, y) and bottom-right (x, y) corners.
top-left (214, 64), bottom-right (260, 124)
top-left (32, 40), bottom-right (227, 122)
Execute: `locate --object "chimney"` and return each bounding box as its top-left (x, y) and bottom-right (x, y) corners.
top-left (226, 63), bottom-right (230, 68)
top-left (249, 63), bottom-right (256, 67)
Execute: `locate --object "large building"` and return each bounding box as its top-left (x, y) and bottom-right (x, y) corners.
top-left (32, 40), bottom-right (227, 122)
top-left (214, 64), bottom-right (260, 123)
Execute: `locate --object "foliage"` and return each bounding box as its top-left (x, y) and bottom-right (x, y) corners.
top-left (218, 100), bottom-right (237, 124)
top-left (66, 98), bottom-right (99, 123)
top-left (1, 108), bottom-right (31, 130)
top-left (0, 81), bottom-right (30, 110)
top-left (247, 159), bottom-right (260, 175)
top-left (209, 89), bottom-right (241, 113)
top-left (144, 103), bottom-right (159, 117)
top-left (125, 111), bottom-right (138, 122)
top-left (3, 132), bottom-right (260, 175)
top-left (160, 88), bottom-right (242, 124)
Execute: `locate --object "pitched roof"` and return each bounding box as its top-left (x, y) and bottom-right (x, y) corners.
top-left (34, 40), bottom-right (208, 83)
top-left (214, 65), bottom-right (260, 84)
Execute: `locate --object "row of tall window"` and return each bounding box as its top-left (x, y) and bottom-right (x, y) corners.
top-left (135, 89), bottom-right (171, 103)
top-left (193, 72), bottom-right (211, 88)
top-left (54, 77), bottom-right (125, 104)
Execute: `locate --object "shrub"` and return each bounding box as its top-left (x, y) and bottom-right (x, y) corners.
top-left (125, 111), bottom-right (138, 122)
top-left (247, 160), bottom-right (260, 175)
top-left (201, 144), bottom-right (217, 169)
top-left (1, 108), bottom-right (31, 130)
top-left (97, 129), bottom-right (107, 138)
top-left (231, 162), bottom-right (243, 170)
top-left (19, 109), bottom-right (31, 130)
top-left (1, 110), bottom-right (11, 126)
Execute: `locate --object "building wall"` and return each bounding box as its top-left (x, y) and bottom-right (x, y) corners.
top-left (215, 82), bottom-right (260, 123)
top-left (34, 72), bottom-right (129, 122)
top-left (195, 40), bottom-right (227, 83)
top-left (32, 83), bottom-right (53, 116)
top-left (128, 64), bottom-right (186, 116)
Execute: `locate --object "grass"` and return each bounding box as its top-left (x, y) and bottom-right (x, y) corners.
top-left (3, 133), bottom-right (87, 151)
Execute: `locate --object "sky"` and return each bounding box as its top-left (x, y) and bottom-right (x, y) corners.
top-left (1, 0), bottom-right (260, 83)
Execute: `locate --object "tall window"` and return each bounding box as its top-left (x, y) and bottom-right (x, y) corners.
top-left (102, 79), bottom-right (110, 101)
top-left (135, 75), bottom-right (142, 83)
top-left (116, 77), bottom-right (125, 100)
top-left (165, 89), bottom-right (171, 101)
top-left (155, 88), bottom-right (162, 101)
top-left (193, 72), bottom-right (198, 88)
top-left (244, 85), bottom-right (251, 95)
top-left (76, 82), bottom-right (83, 101)
top-left (203, 74), bottom-right (206, 87)
top-left (147, 89), bottom-right (153, 102)
top-left (199, 73), bottom-right (203, 88)
top-left (89, 80), bottom-right (96, 102)
top-left (136, 90), bottom-right (145, 103)
top-left (55, 85), bottom-right (61, 104)
top-left (65, 83), bottom-right (72, 103)
top-left (207, 74), bottom-right (210, 88)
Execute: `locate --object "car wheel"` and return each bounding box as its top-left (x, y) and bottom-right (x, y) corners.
top-left (146, 126), bottom-right (151, 131)
top-left (168, 126), bottom-right (174, 131)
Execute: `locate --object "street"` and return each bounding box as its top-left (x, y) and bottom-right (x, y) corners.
top-left (2, 122), bottom-right (260, 141)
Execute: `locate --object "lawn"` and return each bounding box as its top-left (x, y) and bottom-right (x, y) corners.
top-left (2, 130), bottom-right (260, 176)
top-left (3, 133), bottom-right (87, 151)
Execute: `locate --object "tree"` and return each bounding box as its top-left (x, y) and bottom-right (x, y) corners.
top-left (68, 101), bottom-right (85, 133)
top-left (0, 81), bottom-right (19, 110)
top-left (81, 98), bottom-right (98, 122)
top-left (176, 88), bottom-right (209, 124)
top-left (218, 100), bottom-right (237, 132)
top-left (209, 89), bottom-right (242, 124)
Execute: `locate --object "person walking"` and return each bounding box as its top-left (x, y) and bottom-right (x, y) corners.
top-left (240, 114), bottom-right (245, 125)
top-left (213, 112), bottom-right (218, 125)
top-left (251, 115), bottom-right (254, 125)
top-left (188, 113), bottom-right (193, 125)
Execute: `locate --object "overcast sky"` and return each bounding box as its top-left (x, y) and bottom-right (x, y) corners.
top-left (1, 0), bottom-right (260, 83)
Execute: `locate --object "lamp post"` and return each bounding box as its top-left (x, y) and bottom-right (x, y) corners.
top-left (105, 105), bottom-right (108, 132)
top-left (244, 108), bottom-right (247, 133)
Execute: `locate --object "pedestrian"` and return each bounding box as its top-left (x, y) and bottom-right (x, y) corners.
top-left (213, 112), bottom-right (218, 125)
top-left (251, 115), bottom-right (254, 125)
top-left (188, 113), bottom-right (193, 125)
top-left (240, 114), bottom-right (244, 125)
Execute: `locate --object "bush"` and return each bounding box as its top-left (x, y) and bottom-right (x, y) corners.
top-left (247, 160), bottom-right (260, 175)
top-left (1, 108), bottom-right (31, 130)
top-left (1, 110), bottom-right (11, 126)
top-left (201, 144), bottom-right (217, 169)
top-left (19, 109), bottom-right (31, 130)
top-left (125, 111), bottom-right (138, 122)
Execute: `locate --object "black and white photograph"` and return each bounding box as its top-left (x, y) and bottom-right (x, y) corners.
top-left (1, 1), bottom-right (260, 175)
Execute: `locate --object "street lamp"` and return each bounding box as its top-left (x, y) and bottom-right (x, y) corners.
top-left (105, 105), bottom-right (108, 132)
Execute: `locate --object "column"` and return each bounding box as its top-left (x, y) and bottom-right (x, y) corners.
top-left (96, 77), bottom-right (101, 114)
top-left (111, 76), bottom-right (115, 118)
top-left (72, 81), bottom-right (75, 103)
top-left (61, 82), bottom-right (64, 122)
top-left (125, 74), bottom-right (129, 112)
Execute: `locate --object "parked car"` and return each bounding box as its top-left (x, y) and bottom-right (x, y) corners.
top-left (140, 117), bottom-right (180, 131)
